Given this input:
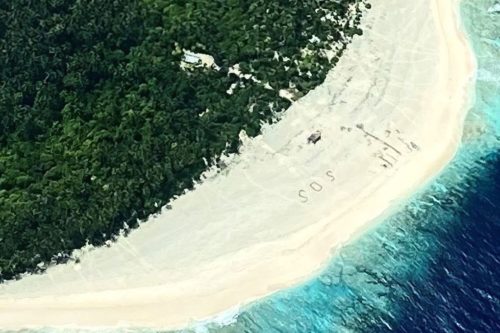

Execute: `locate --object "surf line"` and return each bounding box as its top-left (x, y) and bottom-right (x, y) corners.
top-left (298, 169), bottom-right (336, 203)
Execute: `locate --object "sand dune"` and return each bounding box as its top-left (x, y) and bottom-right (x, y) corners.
top-left (0, 0), bottom-right (475, 330)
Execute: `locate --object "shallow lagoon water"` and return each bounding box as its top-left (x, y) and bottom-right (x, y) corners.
top-left (3, 1), bottom-right (499, 332)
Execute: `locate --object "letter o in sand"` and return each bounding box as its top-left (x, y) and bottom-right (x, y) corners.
top-left (310, 181), bottom-right (323, 192)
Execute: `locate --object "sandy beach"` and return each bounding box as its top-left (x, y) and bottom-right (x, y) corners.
top-left (0, 0), bottom-right (475, 330)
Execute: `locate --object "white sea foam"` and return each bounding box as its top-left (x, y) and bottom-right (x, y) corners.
top-left (487, 3), bottom-right (500, 13)
top-left (189, 305), bottom-right (241, 333)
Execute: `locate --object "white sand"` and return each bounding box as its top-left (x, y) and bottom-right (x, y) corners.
top-left (0, 0), bottom-right (475, 330)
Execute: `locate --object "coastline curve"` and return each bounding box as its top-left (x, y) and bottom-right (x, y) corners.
top-left (0, 0), bottom-right (476, 330)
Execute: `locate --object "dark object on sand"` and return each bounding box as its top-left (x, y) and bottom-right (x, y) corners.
top-left (307, 131), bottom-right (322, 144)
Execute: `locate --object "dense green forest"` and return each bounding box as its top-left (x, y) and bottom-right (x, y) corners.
top-left (0, 0), bottom-right (366, 280)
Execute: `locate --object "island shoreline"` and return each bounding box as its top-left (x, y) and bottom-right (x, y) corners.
top-left (0, 0), bottom-right (477, 330)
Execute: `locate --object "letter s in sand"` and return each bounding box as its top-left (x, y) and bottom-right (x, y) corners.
top-left (299, 190), bottom-right (309, 203)
top-left (326, 170), bottom-right (335, 182)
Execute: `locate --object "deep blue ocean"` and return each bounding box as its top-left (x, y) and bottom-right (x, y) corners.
top-left (5, 1), bottom-right (499, 333)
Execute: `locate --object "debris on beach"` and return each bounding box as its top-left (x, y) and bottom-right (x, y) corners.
top-left (307, 130), bottom-right (322, 144)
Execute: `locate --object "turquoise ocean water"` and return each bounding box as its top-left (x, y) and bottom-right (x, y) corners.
top-left (4, 0), bottom-right (499, 332)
